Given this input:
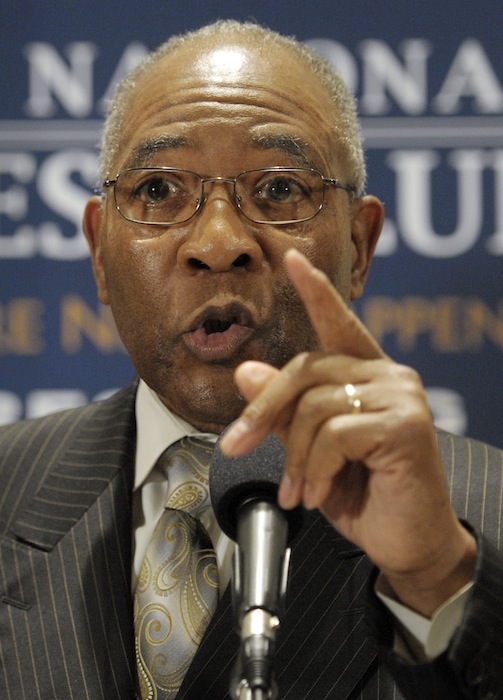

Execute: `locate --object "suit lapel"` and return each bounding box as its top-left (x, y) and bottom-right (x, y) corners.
top-left (177, 587), bottom-right (236, 699)
top-left (276, 512), bottom-right (377, 698)
top-left (12, 383), bottom-right (137, 551)
top-left (1, 383), bottom-right (139, 699)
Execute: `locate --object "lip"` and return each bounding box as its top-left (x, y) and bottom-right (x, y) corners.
top-left (183, 301), bottom-right (257, 362)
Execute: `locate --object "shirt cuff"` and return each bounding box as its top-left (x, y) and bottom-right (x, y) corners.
top-left (375, 574), bottom-right (473, 662)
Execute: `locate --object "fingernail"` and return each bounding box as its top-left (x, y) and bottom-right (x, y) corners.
top-left (220, 419), bottom-right (252, 456)
top-left (303, 483), bottom-right (318, 510)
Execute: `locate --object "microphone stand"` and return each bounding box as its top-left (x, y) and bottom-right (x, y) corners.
top-left (209, 431), bottom-right (304, 699)
top-left (229, 499), bottom-right (291, 700)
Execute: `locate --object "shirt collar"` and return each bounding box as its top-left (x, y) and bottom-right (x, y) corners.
top-left (134, 379), bottom-right (217, 490)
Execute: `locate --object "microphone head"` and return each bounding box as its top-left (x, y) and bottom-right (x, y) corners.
top-left (209, 429), bottom-right (304, 542)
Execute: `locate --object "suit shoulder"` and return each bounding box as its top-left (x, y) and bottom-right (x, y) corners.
top-left (436, 428), bottom-right (503, 473)
top-left (0, 383), bottom-right (136, 457)
top-left (436, 429), bottom-right (503, 539)
top-left (0, 383), bottom-right (137, 534)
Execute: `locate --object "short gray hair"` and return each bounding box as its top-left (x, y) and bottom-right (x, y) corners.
top-left (100, 20), bottom-right (367, 195)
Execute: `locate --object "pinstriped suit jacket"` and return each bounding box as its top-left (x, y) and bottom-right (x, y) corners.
top-left (0, 382), bottom-right (502, 699)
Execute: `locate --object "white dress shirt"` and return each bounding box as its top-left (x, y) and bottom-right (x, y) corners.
top-left (132, 379), bottom-right (471, 661)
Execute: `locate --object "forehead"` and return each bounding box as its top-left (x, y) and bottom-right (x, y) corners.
top-left (115, 37), bottom-right (343, 174)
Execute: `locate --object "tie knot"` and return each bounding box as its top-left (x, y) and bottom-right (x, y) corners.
top-left (159, 436), bottom-right (214, 517)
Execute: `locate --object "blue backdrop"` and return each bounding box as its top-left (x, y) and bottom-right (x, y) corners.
top-left (0, 0), bottom-right (501, 448)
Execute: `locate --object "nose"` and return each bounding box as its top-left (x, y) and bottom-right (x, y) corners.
top-left (177, 181), bottom-right (264, 273)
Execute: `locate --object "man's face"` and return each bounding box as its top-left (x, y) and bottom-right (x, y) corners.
top-left (84, 38), bottom-right (382, 432)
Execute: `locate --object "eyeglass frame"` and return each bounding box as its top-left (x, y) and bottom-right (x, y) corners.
top-left (101, 166), bottom-right (357, 227)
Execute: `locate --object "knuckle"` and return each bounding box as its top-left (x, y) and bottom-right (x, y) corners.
top-left (285, 457), bottom-right (304, 477)
top-left (393, 362), bottom-right (421, 385)
top-left (321, 415), bottom-right (346, 443)
top-left (240, 398), bottom-right (270, 427)
top-left (286, 351), bottom-right (313, 375)
top-left (297, 389), bottom-right (321, 419)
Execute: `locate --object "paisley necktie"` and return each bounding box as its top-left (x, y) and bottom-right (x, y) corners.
top-left (135, 437), bottom-right (219, 699)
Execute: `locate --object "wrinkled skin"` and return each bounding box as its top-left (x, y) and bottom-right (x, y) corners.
top-left (84, 35), bottom-right (476, 617)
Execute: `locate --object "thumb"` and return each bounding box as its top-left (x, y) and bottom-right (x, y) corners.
top-left (234, 361), bottom-right (279, 401)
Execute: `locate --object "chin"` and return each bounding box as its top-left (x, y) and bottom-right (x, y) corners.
top-left (181, 400), bottom-right (245, 434)
top-left (163, 375), bottom-right (245, 433)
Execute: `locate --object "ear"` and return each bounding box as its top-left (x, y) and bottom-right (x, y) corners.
top-left (349, 195), bottom-right (384, 301)
top-left (82, 195), bottom-right (110, 305)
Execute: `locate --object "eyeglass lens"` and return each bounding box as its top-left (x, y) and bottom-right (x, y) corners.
top-left (113, 168), bottom-right (326, 225)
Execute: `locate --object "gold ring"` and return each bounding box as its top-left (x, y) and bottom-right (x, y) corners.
top-left (344, 383), bottom-right (362, 414)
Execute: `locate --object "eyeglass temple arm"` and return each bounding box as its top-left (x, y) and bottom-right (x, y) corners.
top-left (323, 177), bottom-right (357, 196)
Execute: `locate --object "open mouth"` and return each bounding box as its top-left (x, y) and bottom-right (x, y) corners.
top-left (184, 303), bottom-right (255, 361)
top-left (202, 317), bottom-right (237, 335)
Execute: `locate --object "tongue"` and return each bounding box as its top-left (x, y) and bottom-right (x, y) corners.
top-left (191, 323), bottom-right (236, 347)
top-left (186, 321), bottom-right (253, 360)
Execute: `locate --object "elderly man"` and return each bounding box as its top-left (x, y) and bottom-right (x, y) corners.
top-left (0, 19), bottom-right (501, 700)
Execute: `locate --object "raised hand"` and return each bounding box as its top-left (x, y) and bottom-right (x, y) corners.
top-left (221, 249), bottom-right (476, 616)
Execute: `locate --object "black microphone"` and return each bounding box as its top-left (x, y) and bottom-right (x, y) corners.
top-left (210, 430), bottom-right (304, 700)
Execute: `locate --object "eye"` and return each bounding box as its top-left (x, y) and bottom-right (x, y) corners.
top-left (256, 174), bottom-right (310, 204)
top-left (132, 173), bottom-right (180, 204)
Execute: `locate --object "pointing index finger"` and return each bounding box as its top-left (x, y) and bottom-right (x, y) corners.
top-left (285, 249), bottom-right (384, 360)
top-left (220, 249), bottom-right (384, 458)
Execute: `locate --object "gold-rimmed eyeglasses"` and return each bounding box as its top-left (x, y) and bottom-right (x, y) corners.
top-left (102, 166), bottom-right (356, 227)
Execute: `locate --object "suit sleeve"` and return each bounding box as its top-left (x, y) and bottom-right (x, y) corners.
top-left (368, 528), bottom-right (503, 699)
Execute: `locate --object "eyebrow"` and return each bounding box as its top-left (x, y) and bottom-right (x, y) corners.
top-left (128, 135), bottom-right (189, 168)
top-left (126, 133), bottom-right (315, 169)
top-left (251, 134), bottom-right (315, 168)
